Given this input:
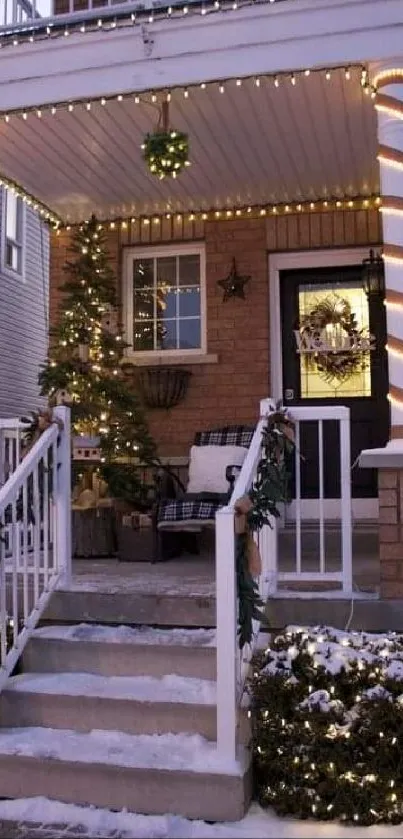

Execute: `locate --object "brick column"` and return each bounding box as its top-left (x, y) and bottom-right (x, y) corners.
top-left (378, 469), bottom-right (403, 598)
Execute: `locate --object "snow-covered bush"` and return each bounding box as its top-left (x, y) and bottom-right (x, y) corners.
top-left (250, 625), bottom-right (403, 825)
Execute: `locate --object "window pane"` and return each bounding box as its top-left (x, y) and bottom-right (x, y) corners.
top-left (6, 242), bottom-right (20, 273)
top-left (298, 282), bottom-right (372, 398)
top-left (133, 289), bottom-right (154, 323)
top-left (133, 258), bottom-right (153, 289)
top-left (179, 318), bottom-right (201, 350)
top-left (157, 319), bottom-right (177, 350)
top-left (157, 287), bottom-right (176, 320)
top-left (6, 192), bottom-right (20, 242)
top-left (156, 257), bottom-right (176, 289)
top-left (179, 287), bottom-right (200, 317)
top-left (179, 254), bottom-right (200, 286)
top-left (133, 321), bottom-right (154, 352)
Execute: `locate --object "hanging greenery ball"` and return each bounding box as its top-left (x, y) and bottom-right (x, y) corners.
top-left (141, 130), bottom-right (190, 180)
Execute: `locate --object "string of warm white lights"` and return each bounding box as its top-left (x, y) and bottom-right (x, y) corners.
top-left (54, 196), bottom-right (381, 233)
top-left (374, 69), bottom-right (403, 415)
top-left (0, 64), bottom-right (371, 121)
top-left (0, 0), bottom-right (293, 50)
top-left (0, 172), bottom-right (60, 225)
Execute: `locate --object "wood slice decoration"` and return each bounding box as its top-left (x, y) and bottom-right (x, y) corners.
top-left (138, 367), bottom-right (191, 409)
top-left (72, 507), bottom-right (116, 558)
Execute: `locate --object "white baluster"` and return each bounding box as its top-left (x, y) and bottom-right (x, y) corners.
top-left (318, 419), bottom-right (325, 575)
top-left (295, 420), bottom-right (301, 575)
top-left (0, 508), bottom-right (7, 666)
top-left (33, 462), bottom-right (40, 604)
top-left (11, 501), bottom-right (18, 647)
top-left (43, 447), bottom-right (50, 587)
top-left (340, 411), bottom-right (352, 593)
top-left (22, 482), bottom-right (29, 622)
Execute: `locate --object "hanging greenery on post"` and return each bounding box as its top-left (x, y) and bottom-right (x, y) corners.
top-left (142, 101), bottom-right (190, 180)
top-left (236, 405), bottom-right (295, 648)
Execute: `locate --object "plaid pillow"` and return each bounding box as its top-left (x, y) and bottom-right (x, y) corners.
top-left (194, 425), bottom-right (255, 448)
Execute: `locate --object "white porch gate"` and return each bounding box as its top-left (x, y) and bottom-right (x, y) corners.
top-left (215, 398), bottom-right (352, 762)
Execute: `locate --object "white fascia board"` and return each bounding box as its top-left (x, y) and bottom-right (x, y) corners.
top-left (0, 0), bottom-right (403, 111)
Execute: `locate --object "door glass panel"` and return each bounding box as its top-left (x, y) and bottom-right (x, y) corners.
top-left (297, 282), bottom-right (372, 398)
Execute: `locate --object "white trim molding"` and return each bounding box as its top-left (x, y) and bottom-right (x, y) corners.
top-left (122, 241), bottom-right (207, 361)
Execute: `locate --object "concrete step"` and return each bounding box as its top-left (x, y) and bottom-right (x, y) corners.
top-left (0, 672), bottom-right (218, 739)
top-left (0, 726), bottom-right (251, 821)
top-left (22, 624), bottom-right (216, 680)
top-left (42, 590), bottom-right (215, 627)
top-left (264, 594), bottom-right (403, 633)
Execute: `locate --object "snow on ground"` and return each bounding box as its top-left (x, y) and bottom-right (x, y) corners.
top-left (33, 623), bottom-right (216, 646)
top-left (1, 799), bottom-right (403, 839)
top-left (61, 573), bottom-right (215, 597)
top-left (6, 672), bottom-right (216, 704)
top-left (0, 728), bottom-right (245, 775)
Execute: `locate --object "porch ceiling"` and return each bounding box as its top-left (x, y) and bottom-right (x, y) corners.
top-left (0, 65), bottom-right (378, 223)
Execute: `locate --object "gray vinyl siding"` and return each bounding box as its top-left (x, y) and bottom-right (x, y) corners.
top-left (0, 190), bottom-right (49, 418)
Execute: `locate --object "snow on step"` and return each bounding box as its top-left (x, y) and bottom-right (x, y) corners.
top-left (33, 624), bottom-right (216, 647)
top-left (5, 672), bottom-right (216, 705)
top-left (0, 727), bottom-right (245, 775)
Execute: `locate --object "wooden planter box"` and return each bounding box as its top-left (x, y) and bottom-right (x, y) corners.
top-left (116, 523), bottom-right (157, 563)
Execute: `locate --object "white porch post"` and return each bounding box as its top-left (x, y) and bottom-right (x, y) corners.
top-left (360, 62), bottom-right (403, 599)
top-left (373, 59), bottom-right (403, 438)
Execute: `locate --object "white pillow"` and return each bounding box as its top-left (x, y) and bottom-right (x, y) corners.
top-left (186, 445), bottom-right (248, 495)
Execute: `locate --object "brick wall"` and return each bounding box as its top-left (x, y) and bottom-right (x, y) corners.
top-left (50, 208), bottom-right (382, 458)
top-left (378, 469), bottom-right (403, 598)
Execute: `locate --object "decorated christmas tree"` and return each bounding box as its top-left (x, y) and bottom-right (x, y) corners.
top-left (39, 215), bottom-right (157, 506)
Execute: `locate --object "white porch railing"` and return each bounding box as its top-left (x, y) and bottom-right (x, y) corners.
top-left (0, 406), bottom-right (71, 691)
top-left (215, 398), bottom-right (352, 762)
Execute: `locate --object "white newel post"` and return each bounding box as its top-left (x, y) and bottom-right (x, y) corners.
top-left (216, 506), bottom-right (237, 763)
top-left (54, 406), bottom-right (72, 586)
top-left (373, 59), bottom-right (403, 438)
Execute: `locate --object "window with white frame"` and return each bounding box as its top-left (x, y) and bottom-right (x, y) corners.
top-left (4, 191), bottom-right (24, 275)
top-left (125, 244), bottom-right (205, 354)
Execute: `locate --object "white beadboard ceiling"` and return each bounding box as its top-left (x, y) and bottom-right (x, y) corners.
top-left (0, 66), bottom-right (378, 222)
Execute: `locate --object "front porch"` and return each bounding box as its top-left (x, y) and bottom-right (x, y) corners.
top-left (60, 518), bottom-right (382, 631)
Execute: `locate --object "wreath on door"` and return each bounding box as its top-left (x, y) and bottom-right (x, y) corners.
top-left (298, 295), bottom-right (370, 383)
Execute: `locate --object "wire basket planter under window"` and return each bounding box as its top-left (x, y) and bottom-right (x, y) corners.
top-left (138, 367), bottom-right (192, 409)
top-left (141, 101), bottom-right (191, 180)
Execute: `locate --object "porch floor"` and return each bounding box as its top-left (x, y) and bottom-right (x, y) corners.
top-left (70, 522), bottom-right (380, 597)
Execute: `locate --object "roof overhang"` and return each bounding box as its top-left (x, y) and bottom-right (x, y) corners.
top-left (0, 0), bottom-right (403, 112)
top-left (0, 64), bottom-right (379, 224)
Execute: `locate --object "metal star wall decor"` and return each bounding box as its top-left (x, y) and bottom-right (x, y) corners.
top-left (217, 258), bottom-right (251, 302)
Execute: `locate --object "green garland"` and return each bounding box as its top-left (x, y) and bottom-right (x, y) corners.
top-left (141, 130), bottom-right (190, 180)
top-left (237, 406), bottom-right (295, 649)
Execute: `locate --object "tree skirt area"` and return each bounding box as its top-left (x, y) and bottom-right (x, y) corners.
top-left (1, 798), bottom-right (403, 839)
